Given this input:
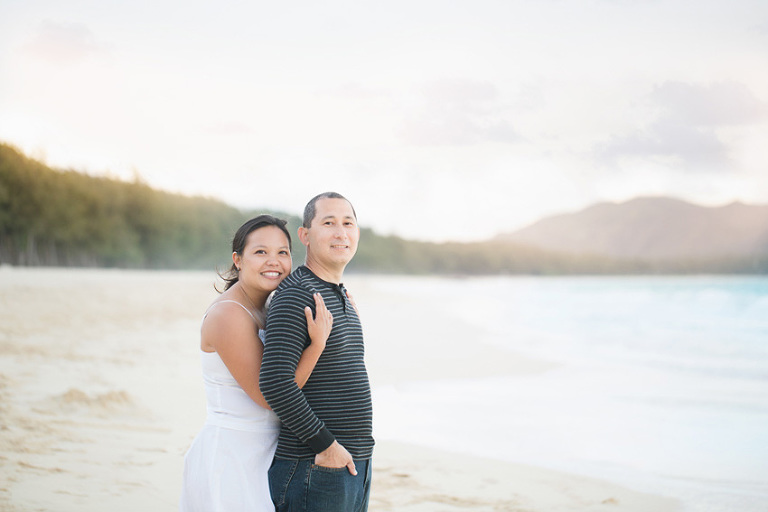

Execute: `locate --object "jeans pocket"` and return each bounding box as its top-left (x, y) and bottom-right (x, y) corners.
top-left (309, 464), bottom-right (349, 474)
top-left (307, 464), bottom-right (353, 505)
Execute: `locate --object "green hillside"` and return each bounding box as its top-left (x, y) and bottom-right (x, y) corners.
top-left (1, 143), bottom-right (251, 269)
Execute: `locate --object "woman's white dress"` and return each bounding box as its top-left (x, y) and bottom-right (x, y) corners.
top-left (179, 301), bottom-right (280, 512)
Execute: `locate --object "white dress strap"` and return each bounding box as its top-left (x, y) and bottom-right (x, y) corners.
top-left (204, 299), bottom-right (257, 323)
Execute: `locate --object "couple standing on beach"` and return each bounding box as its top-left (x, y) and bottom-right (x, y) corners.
top-left (179, 192), bottom-right (374, 512)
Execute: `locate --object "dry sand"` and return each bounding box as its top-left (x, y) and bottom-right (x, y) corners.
top-left (0, 267), bottom-right (679, 511)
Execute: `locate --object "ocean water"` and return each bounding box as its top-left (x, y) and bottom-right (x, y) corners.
top-left (370, 276), bottom-right (768, 512)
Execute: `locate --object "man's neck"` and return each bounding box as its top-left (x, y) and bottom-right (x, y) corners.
top-left (304, 260), bottom-right (344, 284)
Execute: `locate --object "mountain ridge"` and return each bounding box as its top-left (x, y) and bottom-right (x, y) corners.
top-left (497, 196), bottom-right (768, 260)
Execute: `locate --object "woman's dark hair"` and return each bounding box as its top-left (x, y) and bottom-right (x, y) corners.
top-left (218, 214), bottom-right (292, 292)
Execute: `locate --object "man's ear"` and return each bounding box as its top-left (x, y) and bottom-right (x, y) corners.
top-left (298, 226), bottom-right (310, 247)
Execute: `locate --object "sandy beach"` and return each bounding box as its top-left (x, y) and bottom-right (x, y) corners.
top-left (0, 267), bottom-right (680, 511)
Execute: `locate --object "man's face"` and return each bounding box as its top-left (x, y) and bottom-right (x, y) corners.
top-left (303, 197), bottom-right (359, 268)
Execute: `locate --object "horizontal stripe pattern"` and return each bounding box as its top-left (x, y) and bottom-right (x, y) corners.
top-left (260, 266), bottom-right (374, 460)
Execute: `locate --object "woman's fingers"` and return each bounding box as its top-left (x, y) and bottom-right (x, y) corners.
top-left (312, 293), bottom-right (332, 326)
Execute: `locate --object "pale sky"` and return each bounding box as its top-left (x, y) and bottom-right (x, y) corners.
top-left (1, 0), bottom-right (766, 242)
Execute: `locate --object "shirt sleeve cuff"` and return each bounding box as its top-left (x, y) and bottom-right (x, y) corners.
top-left (307, 427), bottom-right (335, 454)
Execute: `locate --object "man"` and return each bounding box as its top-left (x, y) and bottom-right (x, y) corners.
top-left (260, 192), bottom-right (374, 512)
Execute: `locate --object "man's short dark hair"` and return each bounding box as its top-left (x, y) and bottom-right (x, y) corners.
top-left (302, 192), bottom-right (357, 228)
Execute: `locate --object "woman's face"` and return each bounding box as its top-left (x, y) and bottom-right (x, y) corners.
top-left (235, 225), bottom-right (292, 293)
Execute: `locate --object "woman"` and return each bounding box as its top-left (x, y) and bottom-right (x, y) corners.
top-left (179, 215), bottom-right (332, 512)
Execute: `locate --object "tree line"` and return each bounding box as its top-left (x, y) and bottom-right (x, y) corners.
top-left (1, 143), bottom-right (245, 268)
top-left (2, 142), bottom-right (765, 274)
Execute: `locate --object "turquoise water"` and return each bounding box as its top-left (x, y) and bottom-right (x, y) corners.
top-left (372, 276), bottom-right (768, 512)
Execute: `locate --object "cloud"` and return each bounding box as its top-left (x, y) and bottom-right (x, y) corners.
top-left (598, 117), bottom-right (731, 169)
top-left (396, 79), bottom-right (520, 146)
top-left (21, 21), bottom-right (105, 64)
top-left (596, 81), bottom-right (766, 171)
top-left (650, 81), bottom-right (768, 127)
top-left (753, 21), bottom-right (768, 35)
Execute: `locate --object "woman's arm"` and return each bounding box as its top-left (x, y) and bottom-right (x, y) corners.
top-left (203, 294), bottom-right (330, 410)
top-left (294, 293), bottom-right (332, 388)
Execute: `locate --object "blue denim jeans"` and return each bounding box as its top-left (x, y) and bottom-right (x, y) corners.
top-left (268, 458), bottom-right (372, 512)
